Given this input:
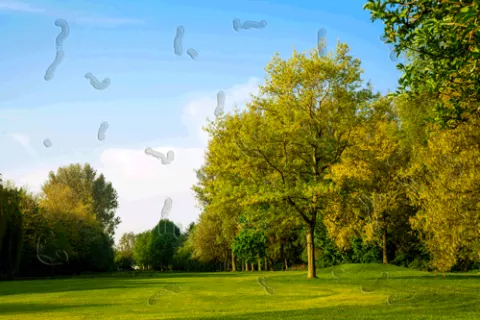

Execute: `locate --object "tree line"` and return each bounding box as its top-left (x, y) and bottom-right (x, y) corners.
top-left (0, 164), bottom-right (120, 279)
top-left (183, 0), bottom-right (480, 278)
top-left (2, 0), bottom-right (479, 280)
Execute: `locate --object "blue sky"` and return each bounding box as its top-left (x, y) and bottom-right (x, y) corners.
top-left (0, 0), bottom-right (400, 242)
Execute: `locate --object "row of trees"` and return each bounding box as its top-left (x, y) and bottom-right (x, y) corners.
top-left (186, 0), bottom-right (480, 278)
top-left (3, 0), bottom-right (480, 280)
top-left (0, 164), bottom-right (120, 279)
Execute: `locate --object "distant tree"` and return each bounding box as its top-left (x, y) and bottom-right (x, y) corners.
top-left (0, 186), bottom-right (23, 280)
top-left (115, 232), bottom-right (136, 270)
top-left (232, 228), bottom-right (267, 271)
top-left (40, 163), bottom-right (120, 238)
top-left (133, 231), bottom-right (152, 270)
top-left (150, 220), bottom-right (180, 271)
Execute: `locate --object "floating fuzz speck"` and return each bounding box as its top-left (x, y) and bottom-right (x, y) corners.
top-left (43, 138), bottom-right (52, 148)
top-left (85, 73), bottom-right (110, 90)
top-left (174, 25), bottom-right (184, 56)
top-left (187, 48), bottom-right (198, 60)
top-left (97, 121), bottom-right (109, 141)
top-left (257, 277), bottom-right (275, 294)
top-left (54, 19), bottom-right (69, 49)
top-left (44, 19), bottom-right (69, 81)
top-left (232, 19), bottom-right (267, 32)
top-left (317, 28), bottom-right (327, 57)
top-left (379, 35), bottom-right (397, 62)
top-left (161, 197), bottom-right (173, 219)
top-left (36, 231), bottom-right (69, 266)
top-left (215, 90), bottom-right (225, 117)
top-left (145, 147), bottom-right (175, 164)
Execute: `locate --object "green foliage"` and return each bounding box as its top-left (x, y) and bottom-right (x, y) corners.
top-left (232, 228), bottom-right (267, 264)
top-left (133, 231), bottom-right (152, 270)
top-left (364, 0), bottom-right (480, 127)
top-left (41, 163), bottom-right (120, 238)
top-left (149, 219), bottom-right (181, 271)
top-left (0, 186), bottom-right (23, 280)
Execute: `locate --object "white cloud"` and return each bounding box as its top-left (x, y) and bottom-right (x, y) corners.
top-left (0, 1), bottom-right (45, 13)
top-left (8, 77), bottom-right (261, 243)
top-left (75, 17), bottom-right (145, 27)
top-left (8, 132), bottom-right (39, 159)
top-left (0, 1), bottom-right (144, 27)
top-left (181, 77), bottom-right (261, 146)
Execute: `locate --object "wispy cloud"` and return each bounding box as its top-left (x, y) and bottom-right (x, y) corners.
top-left (8, 133), bottom-right (39, 159)
top-left (0, 0), bottom-right (145, 27)
top-left (0, 0), bottom-right (45, 13)
top-left (75, 17), bottom-right (145, 27)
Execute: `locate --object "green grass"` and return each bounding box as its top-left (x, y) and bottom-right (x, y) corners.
top-left (1, 264), bottom-right (479, 319)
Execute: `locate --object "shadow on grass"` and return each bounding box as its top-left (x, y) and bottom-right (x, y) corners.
top-left (0, 278), bottom-right (172, 297)
top-left (0, 302), bottom-right (110, 315)
top-left (191, 292), bottom-right (480, 320)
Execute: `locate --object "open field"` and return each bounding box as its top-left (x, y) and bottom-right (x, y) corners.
top-left (1, 264), bottom-right (479, 320)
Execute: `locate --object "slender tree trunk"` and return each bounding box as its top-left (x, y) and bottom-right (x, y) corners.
top-left (245, 261), bottom-right (249, 271)
top-left (382, 229), bottom-right (388, 264)
top-left (241, 259), bottom-right (245, 271)
top-left (280, 244), bottom-right (285, 271)
top-left (232, 251), bottom-right (236, 272)
top-left (251, 263), bottom-right (254, 271)
top-left (269, 258), bottom-right (275, 271)
top-left (264, 256), bottom-right (268, 271)
top-left (306, 223), bottom-right (317, 278)
top-left (224, 260), bottom-right (227, 272)
top-left (258, 258), bottom-right (262, 271)
top-left (284, 256), bottom-right (288, 270)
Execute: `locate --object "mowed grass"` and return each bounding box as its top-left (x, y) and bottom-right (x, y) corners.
top-left (1, 264), bottom-right (479, 320)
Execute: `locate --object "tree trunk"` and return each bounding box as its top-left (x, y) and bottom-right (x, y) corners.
top-left (241, 259), bottom-right (245, 271)
top-left (382, 229), bottom-right (388, 264)
top-left (251, 263), bottom-right (254, 271)
top-left (284, 256), bottom-right (288, 270)
top-left (306, 223), bottom-right (317, 278)
top-left (264, 256), bottom-right (268, 271)
top-left (224, 260), bottom-right (227, 272)
top-left (245, 261), bottom-right (249, 271)
top-left (232, 251), bottom-right (236, 272)
top-left (258, 258), bottom-right (262, 271)
top-left (280, 244), bottom-right (285, 271)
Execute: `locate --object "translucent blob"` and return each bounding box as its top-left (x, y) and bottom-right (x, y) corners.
top-left (44, 19), bottom-right (69, 81)
top-left (215, 90), bottom-right (225, 117)
top-left (331, 267), bottom-right (346, 279)
top-left (232, 18), bottom-right (241, 32)
top-left (241, 20), bottom-right (267, 30)
top-left (164, 284), bottom-right (182, 293)
top-left (147, 291), bottom-right (166, 306)
top-left (317, 28), bottom-right (327, 57)
top-left (257, 277), bottom-right (275, 294)
top-left (43, 138), bottom-right (52, 148)
top-left (161, 197), bottom-right (173, 219)
top-left (54, 19), bottom-right (69, 49)
top-left (36, 231), bottom-right (69, 266)
top-left (174, 25), bottom-right (184, 56)
top-left (85, 73), bottom-right (110, 90)
top-left (145, 147), bottom-right (175, 164)
top-left (379, 35), bottom-right (398, 62)
top-left (186, 48), bottom-right (198, 60)
top-left (44, 50), bottom-right (64, 81)
top-left (97, 121), bottom-right (109, 141)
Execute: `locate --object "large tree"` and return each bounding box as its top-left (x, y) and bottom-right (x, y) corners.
top-left (40, 163), bottom-right (120, 237)
top-left (227, 43), bottom-right (377, 278)
top-left (364, 0), bottom-right (480, 128)
top-left (0, 186), bottom-right (23, 279)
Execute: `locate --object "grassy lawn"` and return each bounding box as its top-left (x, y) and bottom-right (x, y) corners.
top-left (1, 264), bottom-right (479, 320)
